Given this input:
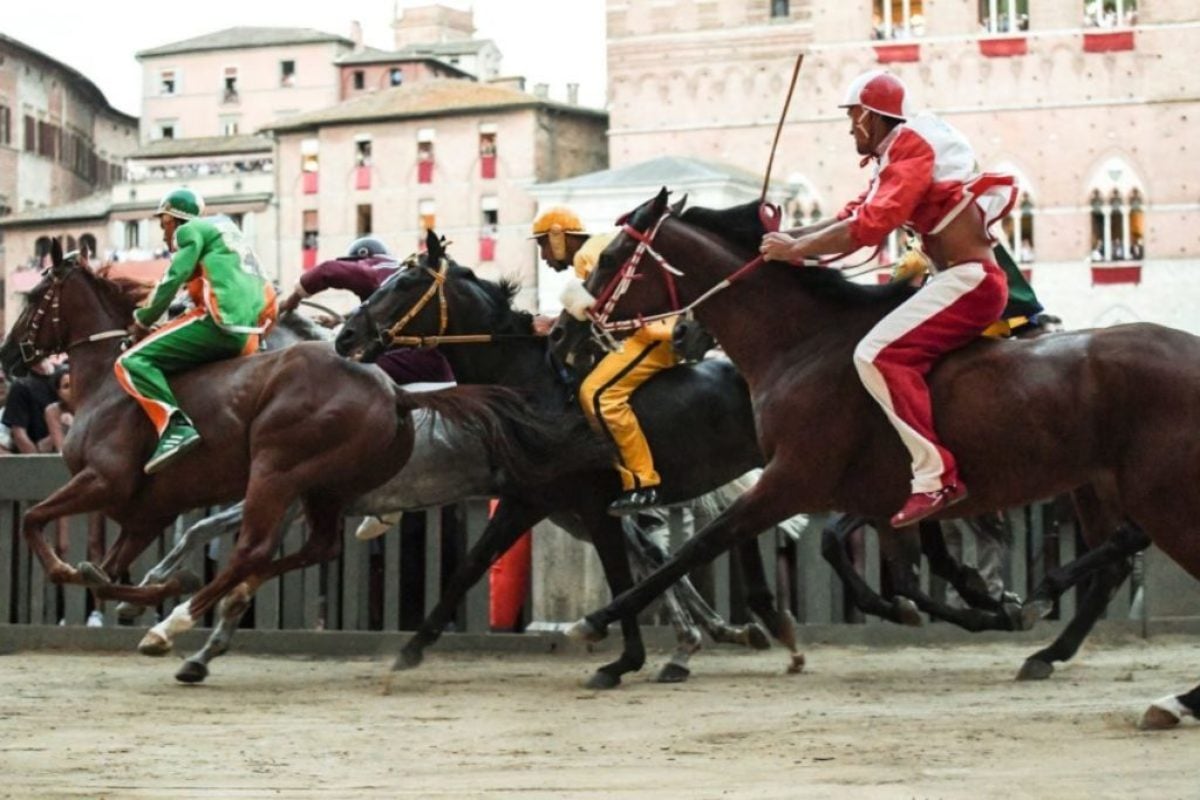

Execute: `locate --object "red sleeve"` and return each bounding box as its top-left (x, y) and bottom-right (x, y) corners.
top-left (844, 129), bottom-right (935, 247)
top-left (299, 259), bottom-right (393, 301)
top-left (837, 190), bottom-right (868, 222)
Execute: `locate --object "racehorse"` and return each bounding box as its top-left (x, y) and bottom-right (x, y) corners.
top-left (334, 237), bottom-right (807, 686)
top-left (564, 190), bottom-right (1200, 728)
top-left (124, 310), bottom-right (770, 684)
top-left (0, 240), bottom-right (576, 668)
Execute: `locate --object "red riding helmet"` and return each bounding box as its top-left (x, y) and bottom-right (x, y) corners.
top-left (838, 70), bottom-right (910, 120)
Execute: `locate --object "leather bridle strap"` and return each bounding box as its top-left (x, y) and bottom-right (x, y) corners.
top-left (385, 257), bottom-right (449, 345)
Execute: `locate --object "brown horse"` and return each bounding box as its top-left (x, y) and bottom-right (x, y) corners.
top-left (0, 240), bottom-right (557, 659)
top-left (565, 190), bottom-right (1200, 729)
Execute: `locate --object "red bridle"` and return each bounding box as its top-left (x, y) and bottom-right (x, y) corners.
top-left (585, 202), bottom-right (883, 341)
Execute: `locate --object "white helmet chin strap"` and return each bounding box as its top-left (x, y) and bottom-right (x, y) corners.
top-left (853, 107), bottom-right (872, 140)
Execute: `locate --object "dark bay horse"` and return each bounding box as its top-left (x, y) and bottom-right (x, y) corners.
top-left (0, 241), bottom-right (570, 665)
top-left (565, 190), bottom-right (1200, 727)
top-left (335, 242), bottom-right (805, 686)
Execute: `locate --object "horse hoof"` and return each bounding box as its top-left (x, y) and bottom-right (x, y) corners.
top-left (1139, 703), bottom-right (1182, 731)
top-left (175, 660), bottom-right (208, 684)
top-left (115, 602), bottom-right (146, 621)
top-left (137, 631), bottom-right (172, 657)
top-left (393, 647), bottom-right (424, 671)
top-left (745, 623), bottom-right (771, 651)
top-left (77, 562), bottom-right (112, 588)
top-left (172, 569), bottom-right (203, 595)
top-left (655, 663), bottom-right (691, 683)
top-left (1015, 658), bottom-right (1055, 681)
top-left (584, 670), bottom-right (621, 690)
top-left (565, 618), bottom-right (607, 644)
top-left (895, 597), bottom-right (923, 627)
top-left (787, 653), bottom-right (806, 674)
top-left (1020, 599), bottom-right (1053, 630)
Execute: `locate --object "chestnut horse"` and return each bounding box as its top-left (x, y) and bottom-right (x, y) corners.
top-left (0, 241), bottom-right (562, 661)
top-left (565, 190), bottom-right (1200, 729)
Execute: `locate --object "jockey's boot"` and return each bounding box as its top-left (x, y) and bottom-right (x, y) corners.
top-left (144, 422), bottom-right (202, 475)
top-left (608, 486), bottom-right (661, 516)
top-left (890, 483), bottom-right (968, 528)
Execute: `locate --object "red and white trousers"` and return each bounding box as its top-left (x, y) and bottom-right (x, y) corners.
top-left (853, 260), bottom-right (1007, 494)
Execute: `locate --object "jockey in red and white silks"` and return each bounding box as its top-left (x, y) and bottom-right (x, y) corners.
top-left (760, 70), bottom-right (1017, 528)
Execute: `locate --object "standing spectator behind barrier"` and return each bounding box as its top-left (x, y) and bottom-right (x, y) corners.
top-left (3, 359), bottom-right (57, 453)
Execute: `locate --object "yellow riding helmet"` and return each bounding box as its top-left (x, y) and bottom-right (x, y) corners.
top-left (530, 206), bottom-right (588, 261)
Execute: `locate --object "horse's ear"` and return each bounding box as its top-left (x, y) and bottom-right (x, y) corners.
top-left (669, 193), bottom-right (688, 215)
top-left (653, 187), bottom-right (670, 214)
top-left (425, 228), bottom-right (443, 262)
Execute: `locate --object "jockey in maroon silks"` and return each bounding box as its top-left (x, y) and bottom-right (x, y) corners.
top-left (279, 236), bottom-right (455, 389)
top-left (760, 70), bottom-right (1017, 528)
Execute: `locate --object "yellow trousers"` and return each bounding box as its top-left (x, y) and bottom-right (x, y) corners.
top-left (579, 334), bottom-right (676, 492)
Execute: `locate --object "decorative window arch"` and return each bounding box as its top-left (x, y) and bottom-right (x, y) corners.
top-left (993, 161), bottom-right (1036, 263)
top-left (783, 173), bottom-right (822, 229)
top-left (1088, 156), bottom-right (1145, 262)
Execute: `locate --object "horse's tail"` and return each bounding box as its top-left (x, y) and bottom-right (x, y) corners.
top-left (395, 386), bottom-right (613, 487)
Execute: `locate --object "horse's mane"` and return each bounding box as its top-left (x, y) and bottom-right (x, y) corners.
top-left (446, 262), bottom-right (534, 334)
top-left (77, 266), bottom-right (140, 318)
top-left (679, 201), bottom-right (917, 308)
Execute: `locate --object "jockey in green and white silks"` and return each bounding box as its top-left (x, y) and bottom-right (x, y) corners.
top-left (114, 188), bottom-right (277, 474)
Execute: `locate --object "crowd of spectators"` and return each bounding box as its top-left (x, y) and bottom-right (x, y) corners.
top-left (126, 158), bottom-right (272, 183)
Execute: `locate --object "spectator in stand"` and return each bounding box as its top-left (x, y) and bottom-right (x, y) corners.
top-left (3, 359), bottom-right (57, 453)
top-left (1131, 237), bottom-right (1145, 260)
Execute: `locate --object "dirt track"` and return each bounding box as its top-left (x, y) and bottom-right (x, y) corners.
top-left (1, 638), bottom-right (1197, 799)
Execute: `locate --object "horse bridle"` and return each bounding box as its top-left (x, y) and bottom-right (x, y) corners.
top-left (585, 204), bottom-right (884, 347)
top-left (363, 256), bottom-right (540, 350)
top-left (16, 267), bottom-right (129, 367)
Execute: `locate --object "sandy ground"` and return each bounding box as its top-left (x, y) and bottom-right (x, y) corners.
top-left (1, 638), bottom-right (1197, 799)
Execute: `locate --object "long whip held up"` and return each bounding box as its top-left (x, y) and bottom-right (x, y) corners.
top-left (760, 52), bottom-right (805, 212)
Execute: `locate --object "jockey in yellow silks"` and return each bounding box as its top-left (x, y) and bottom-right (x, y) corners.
top-left (532, 207), bottom-right (675, 515)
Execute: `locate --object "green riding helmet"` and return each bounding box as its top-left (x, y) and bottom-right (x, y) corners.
top-left (156, 187), bottom-right (205, 220)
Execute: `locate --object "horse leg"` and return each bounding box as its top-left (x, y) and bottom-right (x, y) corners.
top-left (1142, 682), bottom-right (1200, 730)
top-left (1021, 524), bottom-right (1150, 628)
top-left (175, 502), bottom-right (318, 683)
top-left (820, 514), bottom-right (922, 626)
top-left (733, 538), bottom-right (805, 674)
top-left (137, 476), bottom-right (295, 656)
top-left (584, 513), bottom-right (647, 689)
top-left (1017, 558), bottom-right (1134, 681)
top-left (877, 525), bottom-right (1017, 633)
top-left (568, 469), bottom-right (794, 642)
top-left (175, 579), bottom-right (259, 685)
top-left (920, 518), bottom-right (1007, 612)
top-left (116, 501), bottom-right (251, 621)
top-left (395, 497), bottom-right (545, 671)
top-left (21, 467), bottom-right (113, 584)
top-left (621, 524), bottom-right (703, 683)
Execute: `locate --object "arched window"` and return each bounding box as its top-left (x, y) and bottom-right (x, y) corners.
top-left (79, 233), bottom-right (97, 260)
top-left (872, 0), bottom-right (926, 40)
top-left (783, 174), bottom-right (822, 229)
top-left (1088, 157), bottom-right (1145, 262)
top-left (1000, 193), bottom-right (1036, 263)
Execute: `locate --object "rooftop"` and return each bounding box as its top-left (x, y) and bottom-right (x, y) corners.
top-left (263, 78), bottom-right (604, 134)
top-left (129, 135), bottom-right (274, 160)
top-left (0, 192), bottom-right (112, 228)
top-left (532, 156), bottom-right (765, 193)
top-left (0, 34), bottom-right (137, 124)
top-left (137, 27), bottom-right (352, 58)
top-left (334, 47), bottom-right (472, 78)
